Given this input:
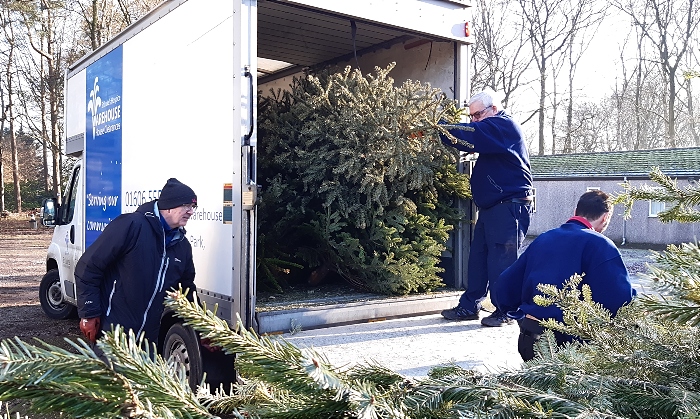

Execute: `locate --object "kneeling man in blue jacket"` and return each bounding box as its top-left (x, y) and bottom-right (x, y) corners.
top-left (494, 190), bottom-right (636, 361)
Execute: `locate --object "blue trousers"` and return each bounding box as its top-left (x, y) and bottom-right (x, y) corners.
top-left (458, 201), bottom-right (531, 313)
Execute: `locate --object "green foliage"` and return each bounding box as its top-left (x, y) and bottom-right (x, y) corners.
top-left (3, 180), bottom-right (44, 212)
top-left (257, 63), bottom-right (471, 295)
top-left (4, 263), bottom-right (700, 419)
top-left (0, 327), bottom-right (213, 419)
top-left (494, 277), bottom-right (700, 418)
top-left (614, 166), bottom-right (700, 223)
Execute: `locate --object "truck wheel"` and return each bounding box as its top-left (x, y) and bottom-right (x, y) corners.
top-left (39, 269), bottom-right (77, 319)
top-left (163, 323), bottom-right (203, 390)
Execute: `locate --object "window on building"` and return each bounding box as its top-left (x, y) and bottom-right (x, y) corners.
top-left (530, 187), bottom-right (537, 213)
top-left (649, 200), bottom-right (666, 217)
top-left (649, 187), bottom-right (666, 217)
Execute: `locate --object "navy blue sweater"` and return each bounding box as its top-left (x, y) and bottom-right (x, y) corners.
top-left (76, 200), bottom-right (196, 344)
top-left (494, 219), bottom-right (636, 323)
top-left (440, 111), bottom-right (532, 208)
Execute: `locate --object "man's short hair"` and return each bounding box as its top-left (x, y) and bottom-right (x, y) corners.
top-left (467, 88), bottom-right (503, 110)
top-left (575, 190), bottom-right (612, 220)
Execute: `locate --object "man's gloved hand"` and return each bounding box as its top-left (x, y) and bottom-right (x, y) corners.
top-left (80, 317), bottom-right (101, 343)
top-left (200, 337), bottom-right (221, 352)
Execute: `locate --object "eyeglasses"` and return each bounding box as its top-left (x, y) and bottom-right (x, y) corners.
top-left (180, 203), bottom-right (197, 211)
top-left (469, 107), bottom-right (491, 121)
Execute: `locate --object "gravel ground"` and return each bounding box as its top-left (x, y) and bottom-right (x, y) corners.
top-left (0, 217), bottom-right (81, 349)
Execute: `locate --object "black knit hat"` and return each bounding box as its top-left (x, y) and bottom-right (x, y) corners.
top-left (158, 178), bottom-right (197, 210)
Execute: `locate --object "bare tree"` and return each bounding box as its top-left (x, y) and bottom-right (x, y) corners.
top-left (19, 0), bottom-right (72, 198)
top-left (116, 0), bottom-right (160, 27)
top-left (517, 0), bottom-right (606, 155)
top-left (549, 55), bottom-right (564, 153)
top-left (614, 0), bottom-right (700, 148)
top-left (562, 14), bottom-right (604, 153)
top-left (66, 0), bottom-right (159, 52)
top-left (470, 0), bottom-right (534, 109)
top-left (0, 84), bottom-right (5, 213)
top-left (0, 5), bottom-right (22, 212)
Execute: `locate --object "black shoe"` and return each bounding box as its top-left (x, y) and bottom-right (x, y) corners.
top-left (441, 306), bottom-right (479, 321)
top-left (481, 310), bottom-right (514, 327)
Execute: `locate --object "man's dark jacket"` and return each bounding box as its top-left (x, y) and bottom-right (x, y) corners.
top-left (440, 111), bottom-right (532, 208)
top-left (494, 219), bottom-right (636, 324)
top-left (76, 200), bottom-right (196, 344)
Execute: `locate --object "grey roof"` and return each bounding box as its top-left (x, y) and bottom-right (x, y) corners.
top-left (530, 147), bottom-right (700, 179)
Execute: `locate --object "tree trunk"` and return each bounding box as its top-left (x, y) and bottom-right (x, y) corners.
top-left (3, 13), bottom-right (21, 213)
top-left (634, 40), bottom-right (643, 150)
top-left (565, 39), bottom-right (575, 154)
top-left (687, 78), bottom-right (700, 146)
top-left (47, 11), bottom-right (62, 198)
top-left (667, 68), bottom-right (677, 148)
top-left (538, 64), bottom-right (546, 155)
top-left (550, 65), bottom-right (558, 154)
top-left (40, 31), bottom-right (50, 195)
top-left (0, 87), bottom-right (5, 213)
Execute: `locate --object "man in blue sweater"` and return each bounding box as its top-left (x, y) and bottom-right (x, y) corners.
top-left (494, 190), bottom-right (636, 361)
top-left (440, 89), bottom-right (533, 327)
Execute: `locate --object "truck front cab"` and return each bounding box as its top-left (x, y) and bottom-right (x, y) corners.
top-left (40, 162), bottom-right (83, 320)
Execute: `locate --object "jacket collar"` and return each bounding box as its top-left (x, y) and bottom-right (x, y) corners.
top-left (567, 216), bottom-right (593, 229)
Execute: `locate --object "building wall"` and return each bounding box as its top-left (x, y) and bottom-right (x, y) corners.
top-left (528, 178), bottom-right (700, 246)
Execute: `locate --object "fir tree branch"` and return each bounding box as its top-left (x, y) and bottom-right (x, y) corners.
top-left (0, 330), bottom-right (213, 419)
top-left (165, 290), bottom-right (409, 418)
top-left (614, 167), bottom-right (700, 222)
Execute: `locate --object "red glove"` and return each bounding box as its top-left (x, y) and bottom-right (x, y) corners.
top-left (80, 317), bottom-right (101, 343)
top-left (200, 337), bottom-right (221, 352)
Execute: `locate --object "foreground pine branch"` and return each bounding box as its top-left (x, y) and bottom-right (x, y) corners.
top-left (0, 328), bottom-right (213, 419)
top-left (615, 167), bottom-right (700, 223)
top-left (4, 282), bottom-right (700, 418)
top-left (170, 291), bottom-right (613, 417)
top-left (167, 290), bottom-right (410, 418)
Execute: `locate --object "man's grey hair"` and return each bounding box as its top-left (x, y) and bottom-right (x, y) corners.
top-left (467, 88), bottom-right (503, 110)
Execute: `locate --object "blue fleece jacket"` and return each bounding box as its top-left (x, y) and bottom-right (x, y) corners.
top-left (494, 219), bottom-right (636, 323)
top-left (440, 111), bottom-right (532, 208)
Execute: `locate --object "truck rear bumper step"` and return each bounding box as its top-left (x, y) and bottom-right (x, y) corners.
top-left (256, 291), bottom-right (462, 335)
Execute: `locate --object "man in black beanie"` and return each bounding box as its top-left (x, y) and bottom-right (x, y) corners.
top-left (76, 178), bottom-right (197, 348)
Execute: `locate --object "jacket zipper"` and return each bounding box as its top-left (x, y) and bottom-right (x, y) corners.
top-left (137, 225), bottom-right (168, 337)
top-left (106, 280), bottom-right (117, 316)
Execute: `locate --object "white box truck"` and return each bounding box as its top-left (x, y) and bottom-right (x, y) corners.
top-left (40, 0), bottom-right (473, 388)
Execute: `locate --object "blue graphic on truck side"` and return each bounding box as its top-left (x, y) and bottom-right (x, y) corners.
top-left (85, 46), bottom-right (123, 248)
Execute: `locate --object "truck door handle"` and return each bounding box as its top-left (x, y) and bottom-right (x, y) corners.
top-left (70, 225), bottom-right (75, 244)
top-left (243, 66), bottom-right (254, 145)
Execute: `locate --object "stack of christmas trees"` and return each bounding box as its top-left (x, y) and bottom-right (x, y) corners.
top-left (256, 64), bottom-right (470, 295)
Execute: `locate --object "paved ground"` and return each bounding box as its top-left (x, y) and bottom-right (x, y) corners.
top-left (283, 311), bottom-right (522, 377)
top-left (279, 268), bottom-right (656, 378)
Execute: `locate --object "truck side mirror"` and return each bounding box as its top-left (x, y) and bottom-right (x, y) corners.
top-left (41, 198), bottom-right (58, 226)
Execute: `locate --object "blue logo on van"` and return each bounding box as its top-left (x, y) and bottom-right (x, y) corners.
top-left (85, 46), bottom-right (123, 248)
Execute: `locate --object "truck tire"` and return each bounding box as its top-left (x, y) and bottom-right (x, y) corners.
top-left (39, 269), bottom-right (77, 319)
top-left (163, 323), bottom-right (203, 390)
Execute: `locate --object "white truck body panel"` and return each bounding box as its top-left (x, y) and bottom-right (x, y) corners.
top-left (282, 0), bottom-right (470, 42)
top-left (260, 40), bottom-right (457, 98)
top-left (60, 0), bottom-right (249, 325)
top-left (48, 0), bottom-right (472, 338)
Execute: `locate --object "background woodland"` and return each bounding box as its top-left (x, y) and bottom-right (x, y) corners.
top-left (2, 0), bottom-right (700, 213)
